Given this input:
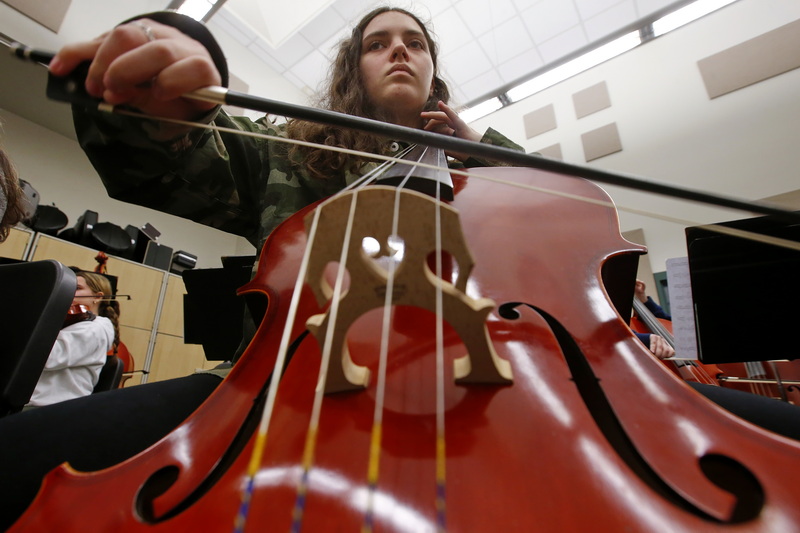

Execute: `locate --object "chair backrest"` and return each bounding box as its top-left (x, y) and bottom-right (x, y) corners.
top-left (110, 341), bottom-right (135, 387)
top-left (92, 355), bottom-right (124, 393)
top-left (0, 260), bottom-right (76, 416)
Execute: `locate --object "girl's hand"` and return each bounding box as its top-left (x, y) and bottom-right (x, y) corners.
top-left (421, 101), bottom-right (482, 161)
top-left (50, 19), bottom-right (221, 120)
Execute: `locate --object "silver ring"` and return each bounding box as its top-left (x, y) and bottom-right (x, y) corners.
top-left (134, 21), bottom-right (155, 42)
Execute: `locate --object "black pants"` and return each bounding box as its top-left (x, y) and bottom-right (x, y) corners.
top-left (0, 373), bottom-right (221, 531)
top-left (1, 376), bottom-right (799, 530)
top-left (688, 381), bottom-right (800, 440)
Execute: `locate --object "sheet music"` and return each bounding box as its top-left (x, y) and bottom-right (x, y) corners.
top-left (665, 257), bottom-right (698, 359)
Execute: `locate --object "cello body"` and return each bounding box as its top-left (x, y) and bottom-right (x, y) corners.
top-left (12, 167), bottom-right (800, 531)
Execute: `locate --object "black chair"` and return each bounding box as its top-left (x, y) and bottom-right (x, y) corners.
top-left (92, 355), bottom-right (124, 393)
top-left (0, 260), bottom-right (76, 416)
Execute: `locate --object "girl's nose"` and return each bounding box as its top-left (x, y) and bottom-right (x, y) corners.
top-left (391, 41), bottom-right (409, 61)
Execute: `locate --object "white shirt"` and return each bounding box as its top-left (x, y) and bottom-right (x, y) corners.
top-left (27, 316), bottom-right (114, 407)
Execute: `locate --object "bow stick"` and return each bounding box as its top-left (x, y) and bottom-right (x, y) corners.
top-left (10, 43), bottom-right (800, 225)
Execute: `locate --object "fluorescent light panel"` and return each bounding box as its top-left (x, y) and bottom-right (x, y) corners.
top-left (507, 31), bottom-right (641, 103)
top-left (177, 0), bottom-right (217, 21)
top-left (459, 98), bottom-right (504, 123)
top-left (466, 0), bottom-right (738, 122)
top-left (653, 0), bottom-right (738, 36)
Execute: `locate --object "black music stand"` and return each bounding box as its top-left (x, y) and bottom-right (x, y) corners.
top-left (182, 256), bottom-right (256, 361)
top-left (686, 211), bottom-right (800, 364)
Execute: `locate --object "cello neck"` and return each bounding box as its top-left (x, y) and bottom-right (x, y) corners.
top-left (632, 298), bottom-right (674, 348)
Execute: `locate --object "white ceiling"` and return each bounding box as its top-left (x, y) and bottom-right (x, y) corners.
top-left (215, 0), bottom-right (692, 106)
top-left (0, 0), bottom-right (695, 139)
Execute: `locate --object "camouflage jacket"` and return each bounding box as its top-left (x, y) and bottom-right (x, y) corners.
top-left (74, 108), bottom-right (524, 253)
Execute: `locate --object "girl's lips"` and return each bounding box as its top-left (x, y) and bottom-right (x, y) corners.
top-left (388, 66), bottom-right (413, 76)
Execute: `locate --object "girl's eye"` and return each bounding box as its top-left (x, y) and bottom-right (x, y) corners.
top-left (408, 40), bottom-right (425, 49)
top-left (367, 41), bottom-right (384, 51)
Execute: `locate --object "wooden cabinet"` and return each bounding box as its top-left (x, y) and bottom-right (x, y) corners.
top-left (7, 232), bottom-right (223, 385)
top-left (150, 274), bottom-right (224, 383)
top-left (0, 226), bottom-right (34, 260)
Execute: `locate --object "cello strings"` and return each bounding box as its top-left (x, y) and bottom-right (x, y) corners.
top-left (233, 205), bottom-right (325, 532)
top-left (433, 177), bottom-right (448, 533)
top-left (103, 106), bottom-right (800, 254)
top-left (236, 144), bottom-right (419, 531)
top-left (290, 190), bottom-right (361, 533)
top-left (362, 156), bottom-right (415, 533)
top-left (235, 148), bottom-right (414, 529)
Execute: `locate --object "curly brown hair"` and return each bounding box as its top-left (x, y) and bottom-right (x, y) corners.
top-left (0, 148), bottom-right (26, 242)
top-left (286, 6), bottom-right (451, 181)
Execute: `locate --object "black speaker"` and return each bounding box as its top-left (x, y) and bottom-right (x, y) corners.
top-left (170, 250), bottom-right (197, 274)
top-left (142, 241), bottom-right (173, 271)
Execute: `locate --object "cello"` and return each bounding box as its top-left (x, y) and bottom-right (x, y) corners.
top-left (12, 159), bottom-right (800, 530)
top-left (11, 36), bottom-right (800, 528)
top-left (716, 360), bottom-right (800, 402)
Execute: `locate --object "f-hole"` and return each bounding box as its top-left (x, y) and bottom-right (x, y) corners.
top-left (135, 331), bottom-right (310, 523)
top-left (497, 301), bottom-right (764, 524)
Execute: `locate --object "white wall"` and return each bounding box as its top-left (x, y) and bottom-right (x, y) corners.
top-left (469, 0), bottom-right (800, 273)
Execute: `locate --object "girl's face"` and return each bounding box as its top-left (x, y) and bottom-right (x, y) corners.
top-left (359, 11), bottom-right (435, 128)
top-left (73, 275), bottom-right (101, 313)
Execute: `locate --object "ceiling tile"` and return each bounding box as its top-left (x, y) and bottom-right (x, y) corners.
top-left (457, 68), bottom-right (505, 103)
top-left (299, 5), bottom-right (347, 46)
top-left (497, 48), bottom-right (546, 84)
top-left (269, 33), bottom-right (316, 70)
top-left (428, 6), bottom-right (472, 58)
top-left (521, 0), bottom-right (581, 44)
top-left (574, 0), bottom-right (629, 19)
top-left (441, 39), bottom-right (495, 86)
top-left (478, 16), bottom-right (535, 65)
top-left (454, 0), bottom-right (519, 37)
top-left (318, 27), bottom-right (350, 61)
top-left (204, 0), bottom-right (721, 107)
top-left (635, 0), bottom-right (681, 16)
top-left (424, 1), bottom-right (456, 18)
top-left (210, 8), bottom-right (258, 47)
top-left (290, 49), bottom-right (331, 90)
top-left (583, 2), bottom-right (638, 41)
top-left (537, 25), bottom-right (590, 63)
top-left (247, 39), bottom-right (287, 73)
top-left (224, 0), bottom-right (334, 49)
top-left (330, 0), bottom-right (375, 21)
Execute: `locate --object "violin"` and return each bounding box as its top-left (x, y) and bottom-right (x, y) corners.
top-left (630, 298), bottom-right (722, 386)
top-left (61, 303), bottom-right (95, 329)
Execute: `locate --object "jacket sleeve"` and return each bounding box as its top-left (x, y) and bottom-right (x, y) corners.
top-left (74, 106), bottom-right (274, 245)
top-left (461, 127), bottom-right (526, 168)
top-left (634, 331), bottom-right (652, 348)
top-left (71, 11), bottom-right (270, 244)
top-left (644, 297), bottom-right (671, 320)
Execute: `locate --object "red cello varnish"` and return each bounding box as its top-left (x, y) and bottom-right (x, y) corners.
top-left (12, 167), bottom-right (800, 531)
